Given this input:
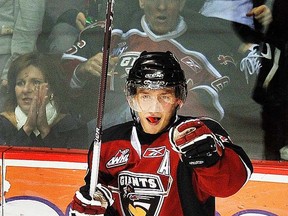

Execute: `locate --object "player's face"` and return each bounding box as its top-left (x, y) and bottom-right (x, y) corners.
top-left (15, 65), bottom-right (46, 115)
top-left (136, 88), bottom-right (182, 134)
top-left (139, 0), bottom-right (186, 35)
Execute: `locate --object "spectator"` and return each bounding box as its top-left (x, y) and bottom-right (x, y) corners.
top-left (63, 0), bottom-right (228, 128)
top-left (62, 0), bottom-right (272, 150)
top-left (69, 51), bottom-right (253, 216)
top-left (0, 52), bottom-right (88, 149)
top-left (252, 0), bottom-right (288, 160)
top-left (0, 0), bottom-right (45, 112)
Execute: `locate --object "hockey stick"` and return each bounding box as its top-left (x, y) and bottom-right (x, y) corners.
top-left (90, 0), bottom-right (115, 197)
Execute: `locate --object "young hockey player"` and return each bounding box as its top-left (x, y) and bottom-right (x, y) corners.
top-left (69, 51), bottom-right (253, 216)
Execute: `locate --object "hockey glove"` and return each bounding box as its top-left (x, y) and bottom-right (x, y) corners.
top-left (169, 119), bottom-right (225, 167)
top-left (70, 183), bottom-right (114, 216)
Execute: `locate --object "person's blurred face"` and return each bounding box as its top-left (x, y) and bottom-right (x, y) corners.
top-left (139, 0), bottom-right (186, 35)
top-left (136, 88), bottom-right (182, 134)
top-left (15, 65), bottom-right (46, 115)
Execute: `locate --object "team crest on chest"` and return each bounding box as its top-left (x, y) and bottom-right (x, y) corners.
top-left (118, 171), bottom-right (172, 216)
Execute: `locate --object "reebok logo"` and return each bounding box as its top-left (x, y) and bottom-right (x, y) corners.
top-left (143, 146), bottom-right (166, 158)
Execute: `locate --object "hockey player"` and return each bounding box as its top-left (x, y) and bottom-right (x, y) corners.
top-left (69, 51), bottom-right (253, 216)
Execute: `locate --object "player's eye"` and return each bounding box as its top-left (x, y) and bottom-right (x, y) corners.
top-left (140, 94), bottom-right (151, 101)
top-left (159, 95), bottom-right (173, 103)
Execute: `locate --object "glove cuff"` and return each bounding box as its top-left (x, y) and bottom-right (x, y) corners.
top-left (94, 184), bottom-right (114, 207)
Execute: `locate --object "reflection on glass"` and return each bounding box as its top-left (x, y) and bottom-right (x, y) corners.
top-left (2, 0), bottom-right (284, 161)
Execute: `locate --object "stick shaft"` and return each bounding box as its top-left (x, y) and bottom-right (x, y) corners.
top-left (90, 0), bottom-right (115, 197)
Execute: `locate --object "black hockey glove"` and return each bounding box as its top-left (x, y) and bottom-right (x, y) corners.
top-left (169, 119), bottom-right (225, 168)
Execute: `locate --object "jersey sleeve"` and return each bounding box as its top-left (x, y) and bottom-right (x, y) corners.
top-left (192, 117), bottom-right (253, 201)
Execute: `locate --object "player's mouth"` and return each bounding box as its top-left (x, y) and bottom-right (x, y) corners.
top-left (147, 116), bottom-right (161, 124)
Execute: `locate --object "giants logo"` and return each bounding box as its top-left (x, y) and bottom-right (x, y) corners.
top-left (118, 171), bottom-right (170, 216)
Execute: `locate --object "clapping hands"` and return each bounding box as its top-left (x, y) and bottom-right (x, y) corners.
top-left (23, 83), bottom-right (51, 138)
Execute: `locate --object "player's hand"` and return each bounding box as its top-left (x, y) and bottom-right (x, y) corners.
top-left (169, 119), bottom-right (225, 167)
top-left (70, 184), bottom-right (114, 216)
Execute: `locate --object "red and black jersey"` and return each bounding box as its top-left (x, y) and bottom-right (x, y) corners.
top-left (80, 116), bottom-right (253, 216)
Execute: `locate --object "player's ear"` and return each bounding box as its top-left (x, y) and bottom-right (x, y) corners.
top-left (179, 0), bottom-right (186, 12)
top-left (139, 0), bottom-right (144, 9)
top-left (176, 99), bottom-right (184, 110)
